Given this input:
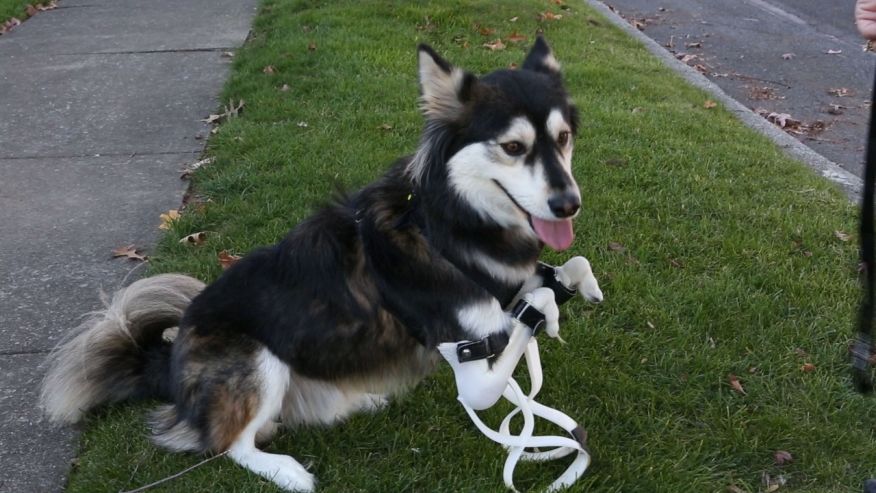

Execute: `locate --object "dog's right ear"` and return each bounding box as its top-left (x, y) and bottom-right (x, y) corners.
top-left (417, 44), bottom-right (478, 122)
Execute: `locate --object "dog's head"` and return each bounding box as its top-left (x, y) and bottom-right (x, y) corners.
top-left (409, 38), bottom-right (581, 251)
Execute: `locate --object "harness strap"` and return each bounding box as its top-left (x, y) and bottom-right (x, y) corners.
top-left (457, 299), bottom-right (546, 363)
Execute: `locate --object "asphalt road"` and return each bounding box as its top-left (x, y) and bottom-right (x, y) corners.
top-left (603, 0), bottom-right (876, 177)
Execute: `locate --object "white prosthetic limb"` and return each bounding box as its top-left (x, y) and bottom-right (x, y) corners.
top-left (438, 281), bottom-right (601, 492)
top-left (556, 256), bottom-right (603, 304)
top-left (438, 288), bottom-right (559, 410)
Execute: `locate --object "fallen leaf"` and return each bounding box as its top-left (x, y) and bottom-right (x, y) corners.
top-left (201, 99), bottom-right (244, 124)
top-left (782, 53), bottom-right (795, 60)
top-left (297, 121), bottom-right (308, 127)
top-left (179, 231), bottom-right (208, 246)
top-left (262, 65), bottom-right (276, 75)
top-left (703, 99), bottom-right (717, 109)
top-left (222, 51), bottom-right (235, 58)
top-left (307, 41), bottom-right (317, 52)
top-left (827, 104), bottom-right (844, 115)
top-left (726, 486), bottom-right (746, 493)
top-left (801, 362), bottom-right (816, 373)
top-left (794, 347), bottom-right (808, 358)
top-left (0, 17), bottom-right (22, 34)
top-left (279, 84), bottom-right (290, 92)
top-left (158, 209), bottom-right (180, 230)
top-left (180, 156), bottom-right (215, 179)
top-left (25, 4), bottom-right (38, 16)
top-left (828, 87), bottom-right (852, 97)
top-left (646, 321), bottom-right (655, 330)
top-left (765, 485), bottom-right (780, 493)
top-left (835, 230), bottom-right (851, 242)
top-left (378, 123), bottom-right (393, 131)
top-left (508, 62), bottom-right (518, 69)
top-left (728, 373), bottom-right (746, 395)
top-left (677, 53), bottom-right (698, 63)
top-left (824, 49), bottom-right (842, 55)
top-left (34, 1), bottom-right (56, 11)
top-left (693, 63), bottom-right (709, 74)
top-left (631, 18), bottom-right (645, 30)
top-left (507, 31), bottom-right (527, 43)
top-left (509, 16), bottom-right (519, 22)
top-left (538, 11), bottom-right (563, 21)
top-left (608, 241), bottom-right (626, 253)
top-left (669, 258), bottom-right (684, 269)
top-left (867, 40), bottom-right (876, 53)
top-left (478, 26), bottom-right (496, 36)
top-left (112, 244), bottom-right (147, 262)
top-left (218, 250), bottom-right (242, 270)
top-left (483, 39), bottom-right (506, 51)
top-left (756, 108), bottom-right (800, 129)
top-left (686, 41), bottom-right (702, 48)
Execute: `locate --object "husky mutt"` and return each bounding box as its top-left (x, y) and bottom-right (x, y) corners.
top-left (41, 38), bottom-right (601, 491)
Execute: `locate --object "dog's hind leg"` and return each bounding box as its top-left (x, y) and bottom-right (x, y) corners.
top-left (225, 348), bottom-right (315, 492)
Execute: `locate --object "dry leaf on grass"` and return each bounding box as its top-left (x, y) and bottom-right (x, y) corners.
top-left (728, 374), bottom-right (746, 395)
top-left (478, 26), bottom-right (496, 36)
top-left (112, 244), bottom-right (147, 262)
top-left (158, 209), bottom-right (180, 230)
top-left (828, 87), bottom-right (853, 97)
top-left (262, 65), bottom-right (276, 75)
top-left (218, 250), bottom-right (242, 270)
top-left (307, 41), bottom-right (317, 52)
top-left (202, 99), bottom-right (244, 124)
top-left (179, 232), bottom-right (208, 246)
top-left (608, 241), bottom-right (626, 253)
top-left (180, 157), bottom-right (215, 179)
top-left (538, 11), bottom-right (563, 21)
top-left (801, 363), bottom-right (816, 373)
top-left (835, 230), bottom-right (851, 242)
top-left (703, 100), bottom-right (717, 109)
top-left (0, 17), bottom-right (21, 34)
top-left (377, 123), bottom-right (393, 131)
top-left (509, 16), bottom-right (519, 22)
top-left (507, 31), bottom-right (527, 43)
top-left (483, 39), bottom-right (506, 51)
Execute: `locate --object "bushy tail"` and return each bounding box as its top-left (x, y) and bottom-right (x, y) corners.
top-left (40, 274), bottom-right (205, 424)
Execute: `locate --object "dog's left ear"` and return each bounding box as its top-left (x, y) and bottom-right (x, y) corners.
top-left (417, 44), bottom-right (479, 122)
top-left (522, 36), bottom-right (561, 77)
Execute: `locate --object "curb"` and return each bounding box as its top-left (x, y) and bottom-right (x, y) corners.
top-left (584, 0), bottom-right (863, 201)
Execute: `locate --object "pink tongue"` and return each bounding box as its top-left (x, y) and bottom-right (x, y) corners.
top-left (531, 217), bottom-right (574, 251)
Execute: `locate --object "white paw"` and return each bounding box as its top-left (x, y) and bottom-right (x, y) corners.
top-left (265, 455), bottom-right (316, 492)
top-left (557, 256), bottom-right (603, 304)
top-left (524, 287), bottom-right (560, 339)
top-left (360, 393), bottom-right (389, 412)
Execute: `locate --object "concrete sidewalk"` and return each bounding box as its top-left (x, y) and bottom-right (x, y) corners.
top-left (0, 1), bottom-right (256, 491)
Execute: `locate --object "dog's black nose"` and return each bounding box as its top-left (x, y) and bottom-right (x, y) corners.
top-left (548, 192), bottom-right (580, 218)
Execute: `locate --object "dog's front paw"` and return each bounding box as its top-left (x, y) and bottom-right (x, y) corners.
top-left (556, 256), bottom-right (603, 304)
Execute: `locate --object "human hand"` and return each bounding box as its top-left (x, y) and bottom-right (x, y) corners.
top-left (857, 0), bottom-right (876, 40)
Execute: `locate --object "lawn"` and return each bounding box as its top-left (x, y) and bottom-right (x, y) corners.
top-left (0, 0), bottom-right (52, 27)
top-left (66, 0), bottom-right (876, 492)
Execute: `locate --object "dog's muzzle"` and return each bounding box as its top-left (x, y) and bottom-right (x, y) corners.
top-left (438, 280), bottom-right (592, 492)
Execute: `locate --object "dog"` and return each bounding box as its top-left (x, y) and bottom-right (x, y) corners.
top-left (41, 37), bottom-right (601, 491)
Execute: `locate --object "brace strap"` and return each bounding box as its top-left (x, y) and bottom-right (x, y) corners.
top-left (456, 300), bottom-right (546, 363)
top-left (537, 261), bottom-right (578, 305)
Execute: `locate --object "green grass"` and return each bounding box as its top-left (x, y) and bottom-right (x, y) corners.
top-left (0, 0), bottom-right (45, 26)
top-left (66, 1), bottom-right (876, 492)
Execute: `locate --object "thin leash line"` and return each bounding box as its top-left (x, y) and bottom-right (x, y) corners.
top-left (118, 450), bottom-right (228, 493)
top-left (853, 66), bottom-right (876, 393)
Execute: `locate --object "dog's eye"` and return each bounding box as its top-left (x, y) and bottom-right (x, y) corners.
top-left (500, 141), bottom-right (526, 156)
top-left (557, 131), bottom-right (570, 147)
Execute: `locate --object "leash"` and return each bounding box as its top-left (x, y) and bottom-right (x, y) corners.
top-left (852, 68), bottom-right (876, 394)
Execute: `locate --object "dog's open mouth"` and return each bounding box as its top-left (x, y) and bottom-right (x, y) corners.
top-left (493, 180), bottom-right (575, 251)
